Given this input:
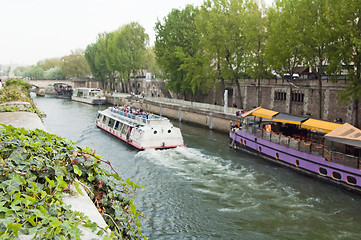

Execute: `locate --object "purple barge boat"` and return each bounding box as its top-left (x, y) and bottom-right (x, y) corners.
top-left (230, 107), bottom-right (361, 193)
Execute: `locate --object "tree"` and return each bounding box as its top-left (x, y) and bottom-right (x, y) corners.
top-left (243, 0), bottom-right (268, 107)
top-left (85, 33), bottom-right (110, 89)
top-left (33, 65), bottom-right (44, 79)
top-left (104, 31), bottom-right (121, 91)
top-left (155, 5), bottom-right (203, 98)
top-left (13, 66), bottom-right (26, 77)
top-left (44, 66), bottom-right (65, 80)
top-left (197, 0), bottom-right (253, 106)
top-left (39, 58), bottom-right (62, 71)
top-left (327, 0), bottom-right (361, 127)
top-left (62, 49), bottom-right (91, 79)
top-left (118, 22), bottom-right (149, 93)
top-left (142, 47), bottom-right (161, 78)
top-left (266, 0), bottom-right (305, 113)
top-left (299, 0), bottom-right (334, 119)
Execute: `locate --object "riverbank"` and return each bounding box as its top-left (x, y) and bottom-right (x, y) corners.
top-left (0, 102), bottom-right (109, 239)
top-left (0, 80), bottom-right (146, 239)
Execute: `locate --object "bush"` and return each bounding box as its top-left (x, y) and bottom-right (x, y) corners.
top-left (0, 125), bottom-right (146, 239)
top-left (4, 78), bottom-right (32, 91)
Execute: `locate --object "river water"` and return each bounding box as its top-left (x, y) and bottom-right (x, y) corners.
top-left (32, 95), bottom-right (361, 240)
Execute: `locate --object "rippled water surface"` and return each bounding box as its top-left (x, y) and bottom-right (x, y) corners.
top-left (33, 95), bottom-right (361, 240)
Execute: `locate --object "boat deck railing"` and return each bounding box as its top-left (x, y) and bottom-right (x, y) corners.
top-left (110, 107), bottom-right (168, 125)
top-left (241, 125), bottom-right (360, 169)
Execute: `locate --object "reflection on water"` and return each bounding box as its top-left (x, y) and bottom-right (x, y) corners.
top-left (33, 95), bottom-right (361, 240)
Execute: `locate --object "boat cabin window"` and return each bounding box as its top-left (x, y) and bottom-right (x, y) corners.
top-left (122, 125), bottom-right (129, 135)
top-left (102, 116), bottom-right (108, 124)
top-left (118, 122), bottom-right (125, 132)
top-left (108, 118), bottom-right (115, 127)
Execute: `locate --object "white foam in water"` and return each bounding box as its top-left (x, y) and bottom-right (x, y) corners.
top-left (136, 146), bottom-right (318, 213)
top-left (136, 147), bottom-right (256, 194)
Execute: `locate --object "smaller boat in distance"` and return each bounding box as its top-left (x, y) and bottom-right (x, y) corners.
top-left (72, 88), bottom-right (106, 105)
top-left (95, 105), bottom-right (185, 149)
top-left (54, 83), bottom-right (72, 99)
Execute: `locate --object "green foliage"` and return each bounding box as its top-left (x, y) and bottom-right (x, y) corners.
top-left (62, 49), bottom-right (91, 78)
top-left (155, 5), bottom-right (204, 95)
top-left (142, 47), bottom-right (161, 78)
top-left (0, 125), bottom-right (147, 239)
top-left (0, 85), bottom-right (31, 104)
top-left (44, 66), bottom-right (65, 80)
top-left (39, 58), bottom-right (63, 71)
top-left (13, 58), bottom-right (65, 80)
top-left (85, 22), bottom-right (149, 92)
top-left (0, 82), bottom-right (45, 121)
top-left (4, 78), bottom-right (32, 91)
top-left (0, 105), bottom-right (38, 114)
top-left (265, 0), bottom-right (305, 75)
top-left (325, 0), bottom-right (361, 104)
top-left (85, 34), bottom-right (109, 84)
top-left (13, 66), bottom-right (27, 77)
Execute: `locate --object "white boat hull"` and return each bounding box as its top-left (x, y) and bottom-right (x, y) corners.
top-left (95, 107), bottom-right (184, 150)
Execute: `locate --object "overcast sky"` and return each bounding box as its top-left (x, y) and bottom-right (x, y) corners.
top-left (1, 0), bottom-right (273, 66)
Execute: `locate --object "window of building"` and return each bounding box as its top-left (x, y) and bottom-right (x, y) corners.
top-left (291, 90), bottom-right (304, 103)
top-left (274, 90), bottom-right (286, 101)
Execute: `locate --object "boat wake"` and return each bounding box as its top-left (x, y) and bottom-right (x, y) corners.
top-left (76, 124), bottom-right (96, 144)
top-left (136, 146), bottom-right (320, 213)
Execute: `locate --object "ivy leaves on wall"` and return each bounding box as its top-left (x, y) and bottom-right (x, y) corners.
top-left (0, 124), bottom-right (147, 239)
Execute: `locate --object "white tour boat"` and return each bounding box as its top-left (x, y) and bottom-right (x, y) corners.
top-left (72, 88), bottom-right (107, 105)
top-left (95, 106), bottom-right (185, 149)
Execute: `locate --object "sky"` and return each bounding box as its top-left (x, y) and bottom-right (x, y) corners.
top-left (1, 0), bottom-right (273, 66)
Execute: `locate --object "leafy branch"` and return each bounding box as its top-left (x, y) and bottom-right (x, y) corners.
top-left (0, 124), bottom-right (147, 239)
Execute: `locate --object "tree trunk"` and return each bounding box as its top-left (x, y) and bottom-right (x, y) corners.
top-left (317, 73), bottom-right (323, 119)
top-left (257, 78), bottom-right (261, 107)
top-left (133, 71), bottom-right (138, 94)
top-left (353, 99), bottom-right (359, 128)
top-left (127, 74), bottom-right (132, 93)
top-left (120, 79), bottom-right (125, 93)
top-left (288, 85), bottom-right (293, 114)
top-left (236, 79), bottom-right (243, 109)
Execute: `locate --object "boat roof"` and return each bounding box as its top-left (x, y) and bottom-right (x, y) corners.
top-left (325, 123), bottom-right (361, 148)
top-left (242, 106), bottom-right (360, 147)
top-left (251, 107), bottom-right (278, 119)
top-left (243, 107), bottom-right (342, 133)
top-left (273, 113), bottom-right (308, 125)
top-left (301, 118), bottom-right (341, 133)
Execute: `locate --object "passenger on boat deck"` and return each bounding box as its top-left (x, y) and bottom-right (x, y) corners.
top-left (113, 105), bottom-right (151, 118)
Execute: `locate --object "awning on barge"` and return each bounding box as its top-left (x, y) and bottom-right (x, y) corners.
top-left (325, 123), bottom-right (361, 148)
top-left (272, 113), bottom-right (308, 125)
top-left (241, 106), bottom-right (261, 118)
top-left (301, 118), bottom-right (341, 133)
top-left (251, 108), bottom-right (279, 119)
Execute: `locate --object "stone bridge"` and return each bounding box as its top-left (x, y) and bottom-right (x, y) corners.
top-left (25, 79), bottom-right (102, 96)
top-left (26, 79), bottom-right (75, 88)
top-left (25, 79), bottom-right (102, 89)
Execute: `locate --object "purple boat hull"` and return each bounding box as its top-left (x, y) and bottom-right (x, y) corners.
top-left (230, 129), bottom-right (361, 193)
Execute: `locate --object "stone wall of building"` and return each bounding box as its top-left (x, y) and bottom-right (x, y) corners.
top-left (129, 77), bottom-right (359, 126)
top-left (228, 78), bottom-right (361, 126)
